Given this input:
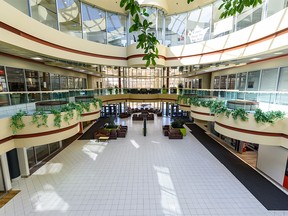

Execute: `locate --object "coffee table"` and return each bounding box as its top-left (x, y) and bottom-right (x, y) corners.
top-left (97, 136), bottom-right (109, 142)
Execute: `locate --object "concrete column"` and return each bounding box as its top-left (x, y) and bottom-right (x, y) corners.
top-left (59, 140), bottom-right (63, 148)
top-left (0, 154), bottom-right (12, 191)
top-left (17, 148), bottom-right (30, 177)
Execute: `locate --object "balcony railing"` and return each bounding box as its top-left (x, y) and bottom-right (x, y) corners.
top-left (0, 88), bottom-right (288, 119)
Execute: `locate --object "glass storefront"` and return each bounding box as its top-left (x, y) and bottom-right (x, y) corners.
top-left (27, 142), bottom-right (61, 169)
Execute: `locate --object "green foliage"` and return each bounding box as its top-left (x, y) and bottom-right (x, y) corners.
top-left (79, 102), bottom-right (91, 112)
top-left (10, 110), bottom-right (27, 134)
top-left (171, 117), bottom-right (185, 128)
top-left (61, 105), bottom-right (75, 124)
top-left (51, 109), bottom-right (62, 128)
top-left (231, 108), bottom-right (248, 121)
top-left (32, 110), bottom-right (48, 128)
top-left (120, 0), bottom-right (261, 66)
top-left (67, 102), bottom-right (84, 118)
top-left (254, 109), bottom-right (285, 124)
top-left (210, 101), bottom-right (227, 115)
top-left (120, 0), bottom-right (159, 67)
top-left (219, 0), bottom-right (263, 19)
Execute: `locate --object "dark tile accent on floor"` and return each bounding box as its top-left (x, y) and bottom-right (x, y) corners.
top-left (186, 123), bottom-right (288, 210)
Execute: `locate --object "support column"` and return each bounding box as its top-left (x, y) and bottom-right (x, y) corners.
top-left (1, 153), bottom-right (12, 191)
top-left (6, 149), bottom-right (20, 180)
top-left (17, 148), bottom-right (30, 177)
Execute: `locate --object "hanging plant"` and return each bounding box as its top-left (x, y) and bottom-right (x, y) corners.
top-left (79, 102), bottom-right (91, 112)
top-left (210, 101), bottom-right (227, 115)
top-left (61, 105), bottom-right (75, 124)
top-left (254, 109), bottom-right (285, 124)
top-left (10, 110), bottom-right (27, 134)
top-left (231, 108), bottom-right (248, 121)
top-left (31, 110), bottom-right (48, 128)
top-left (51, 109), bottom-right (62, 128)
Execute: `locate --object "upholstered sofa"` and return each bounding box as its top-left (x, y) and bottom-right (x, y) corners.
top-left (94, 129), bottom-right (110, 139)
top-left (162, 125), bottom-right (170, 136)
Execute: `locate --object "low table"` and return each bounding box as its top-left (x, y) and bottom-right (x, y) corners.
top-left (97, 136), bottom-right (109, 142)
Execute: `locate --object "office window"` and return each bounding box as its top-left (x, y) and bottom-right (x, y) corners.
top-left (39, 72), bottom-right (51, 91)
top-left (107, 12), bottom-right (127, 46)
top-left (186, 5), bottom-right (211, 44)
top-left (260, 68), bottom-right (278, 91)
top-left (82, 4), bottom-right (106, 43)
top-left (68, 77), bottom-right (75, 89)
top-left (57, 0), bottom-right (82, 38)
top-left (220, 75), bottom-right (227, 89)
top-left (278, 67), bottom-right (288, 91)
top-left (4, 0), bottom-right (29, 15)
top-left (266, 0), bottom-right (287, 17)
top-left (60, 75), bottom-right (68, 89)
top-left (212, 0), bottom-right (234, 38)
top-left (214, 76), bottom-right (220, 89)
top-left (0, 66), bottom-right (8, 92)
top-left (0, 66), bottom-right (9, 106)
top-left (227, 74), bottom-right (236, 89)
top-left (236, 3), bottom-right (263, 31)
top-left (165, 13), bottom-right (187, 46)
top-left (51, 74), bottom-right (60, 90)
top-left (236, 72), bottom-right (247, 90)
top-left (25, 70), bottom-right (40, 91)
top-left (247, 71), bottom-right (260, 91)
top-left (30, 0), bottom-right (58, 29)
top-left (6, 67), bottom-right (26, 91)
top-left (157, 10), bottom-right (164, 44)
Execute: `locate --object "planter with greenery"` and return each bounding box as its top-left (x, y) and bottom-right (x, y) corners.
top-left (31, 110), bottom-right (48, 128)
top-left (171, 118), bottom-right (186, 136)
top-left (10, 110), bottom-right (27, 134)
top-left (9, 99), bottom-right (103, 134)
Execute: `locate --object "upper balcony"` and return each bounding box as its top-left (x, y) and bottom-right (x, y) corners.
top-left (1, 1), bottom-right (288, 68)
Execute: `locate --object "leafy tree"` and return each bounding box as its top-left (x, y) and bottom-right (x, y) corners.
top-left (120, 0), bottom-right (262, 66)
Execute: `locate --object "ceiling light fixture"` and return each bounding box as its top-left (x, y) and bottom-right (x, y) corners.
top-left (31, 57), bottom-right (43, 60)
top-left (250, 57), bottom-right (261, 61)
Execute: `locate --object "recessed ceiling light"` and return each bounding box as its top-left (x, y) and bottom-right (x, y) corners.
top-left (66, 67), bottom-right (73, 69)
top-left (250, 57), bottom-right (261, 61)
top-left (31, 57), bottom-right (43, 60)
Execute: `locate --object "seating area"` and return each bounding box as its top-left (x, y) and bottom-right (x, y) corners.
top-left (94, 125), bottom-right (128, 140)
top-left (119, 112), bottom-right (131, 118)
top-left (132, 113), bottom-right (155, 121)
top-left (162, 125), bottom-right (183, 139)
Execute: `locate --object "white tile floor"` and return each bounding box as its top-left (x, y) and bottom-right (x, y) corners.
top-left (1, 115), bottom-right (288, 216)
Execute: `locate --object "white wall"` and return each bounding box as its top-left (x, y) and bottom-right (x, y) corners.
top-left (257, 145), bottom-right (288, 185)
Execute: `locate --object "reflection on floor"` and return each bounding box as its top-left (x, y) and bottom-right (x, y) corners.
top-left (0, 115), bottom-right (287, 215)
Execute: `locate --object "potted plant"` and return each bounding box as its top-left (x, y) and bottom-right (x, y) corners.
top-left (171, 117), bottom-right (186, 136)
top-left (162, 85), bottom-right (167, 94)
top-left (107, 87), bottom-right (113, 95)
